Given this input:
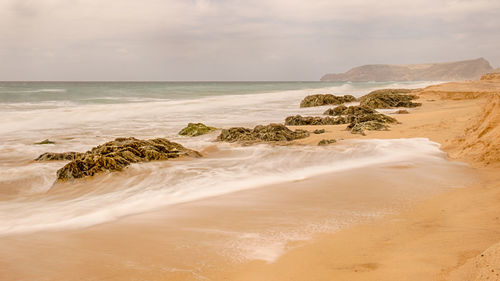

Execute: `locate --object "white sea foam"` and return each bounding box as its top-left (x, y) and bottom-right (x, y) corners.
top-left (0, 138), bottom-right (470, 235)
top-left (0, 81), bottom-right (451, 237)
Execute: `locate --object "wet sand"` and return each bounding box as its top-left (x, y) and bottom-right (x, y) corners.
top-left (0, 159), bottom-right (475, 280)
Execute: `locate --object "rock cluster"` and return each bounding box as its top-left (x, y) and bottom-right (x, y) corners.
top-left (285, 110), bottom-right (397, 135)
top-left (217, 123), bottom-right (309, 143)
top-left (178, 122), bottom-right (217, 137)
top-left (285, 115), bottom-right (345, 126)
top-left (349, 121), bottom-right (390, 135)
top-left (36, 137), bottom-right (201, 181)
top-left (359, 89), bottom-right (421, 108)
top-left (318, 139), bottom-right (336, 146)
top-left (323, 105), bottom-right (376, 116)
top-left (313, 129), bottom-right (325, 134)
top-left (299, 94), bottom-right (356, 108)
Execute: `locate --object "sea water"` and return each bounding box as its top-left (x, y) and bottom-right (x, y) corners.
top-left (0, 80), bottom-right (459, 237)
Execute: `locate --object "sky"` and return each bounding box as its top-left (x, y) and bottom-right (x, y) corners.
top-left (1, 0), bottom-right (499, 81)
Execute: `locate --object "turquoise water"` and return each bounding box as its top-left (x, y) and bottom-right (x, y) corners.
top-left (0, 81), bottom-right (431, 105)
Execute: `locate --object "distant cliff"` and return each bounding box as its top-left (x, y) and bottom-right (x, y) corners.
top-left (320, 58), bottom-right (493, 82)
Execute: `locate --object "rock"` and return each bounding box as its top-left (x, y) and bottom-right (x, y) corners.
top-left (217, 123), bottom-right (309, 143)
top-left (347, 112), bottom-right (398, 125)
top-left (34, 139), bottom-right (56, 145)
top-left (318, 139), bottom-right (336, 146)
top-left (39, 137), bottom-right (201, 181)
top-left (349, 121), bottom-right (390, 135)
top-left (179, 122), bottom-right (216, 137)
top-left (313, 129), bottom-right (325, 134)
top-left (300, 94), bottom-right (356, 108)
top-left (359, 89), bottom-right (421, 109)
top-left (35, 152), bottom-right (84, 161)
top-left (394, 109), bottom-right (409, 114)
top-left (324, 105), bottom-right (376, 116)
top-left (284, 115), bottom-right (348, 126)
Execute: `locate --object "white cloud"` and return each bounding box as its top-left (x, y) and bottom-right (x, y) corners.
top-left (0, 0), bottom-right (499, 80)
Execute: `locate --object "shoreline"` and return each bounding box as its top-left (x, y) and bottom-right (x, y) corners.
top-left (0, 78), bottom-right (499, 280)
top-left (226, 78), bottom-right (500, 280)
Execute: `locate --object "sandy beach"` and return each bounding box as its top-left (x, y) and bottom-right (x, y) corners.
top-left (0, 76), bottom-right (499, 281)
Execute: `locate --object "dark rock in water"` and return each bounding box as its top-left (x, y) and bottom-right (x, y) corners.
top-left (217, 123), bottom-right (309, 143)
top-left (35, 152), bottom-right (85, 161)
top-left (347, 112), bottom-right (398, 125)
top-left (359, 89), bottom-right (421, 109)
top-left (34, 139), bottom-right (56, 145)
top-left (42, 137), bottom-right (201, 181)
top-left (284, 115), bottom-right (348, 126)
top-left (313, 129), bottom-right (325, 134)
top-left (394, 109), bottom-right (409, 114)
top-left (300, 94), bottom-right (356, 108)
top-left (324, 105), bottom-right (376, 116)
top-left (349, 121), bottom-right (390, 135)
top-left (178, 123), bottom-right (217, 137)
top-left (217, 127), bottom-right (254, 142)
top-left (318, 139), bottom-right (336, 146)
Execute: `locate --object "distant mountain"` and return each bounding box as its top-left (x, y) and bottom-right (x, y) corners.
top-left (320, 58), bottom-right (493, 82)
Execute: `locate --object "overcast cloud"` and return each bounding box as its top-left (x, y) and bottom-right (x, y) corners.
top-left (1, 0), bottom-right (499, 80)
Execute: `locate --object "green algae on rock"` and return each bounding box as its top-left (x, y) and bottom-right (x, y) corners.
top-left (36, 152), bottom-right (84, 161)
top-left (178, 123), bottom-right (217, 137)
top-left (359, 89), bottom-right (421, 109)
top-left (285, 115), bottom-right (347, 126)
top-left (323, 105), bottom-right (376, 116)
top-left (299, 94), bottom-right (356, 108)
top-left (349, 121), bottom-right (390, 135)
top-left (36, 137), bottom-right (201, 181)
top-left (217, 123), bottom-right (309, 143)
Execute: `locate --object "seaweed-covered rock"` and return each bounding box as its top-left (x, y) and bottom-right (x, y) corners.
top-left (40, 137), bottom-right (201, 181)
top-left (313, 129), bottom-right (325, 134)
top-left (34, 139), bottom-right (56, 145)
top-left (359, 89), bottom-right (421, 108)
top-left (349, 121), bottom-right (389, 135)
top-left (284, 115), bottom-right (348, 126)
top-left (35, 152), bottom-right (84, 161)
top-left (324, 105), bottom-right (376, 116)
top-left (217, 123), bottom-right (309, 143)
top-left (178, 123), bottom-right (217, 137)
top-left (347, 112), bottom-right (398, 125)
top-left (300, 94), bottom-right (356, 108)
top-left (318, 139), bottom-right (336, 146)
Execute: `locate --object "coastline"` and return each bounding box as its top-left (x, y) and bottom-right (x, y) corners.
top-left (227, 79), bottom-right (500, 281)
top-left (0, 78), bottom-right (499, 280)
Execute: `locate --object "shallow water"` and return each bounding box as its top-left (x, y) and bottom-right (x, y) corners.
top-left (0, 80), bottom-right (444, 236)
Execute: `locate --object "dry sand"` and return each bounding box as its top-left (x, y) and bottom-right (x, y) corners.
top-left (1, 77), bottom-right (499, 281)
